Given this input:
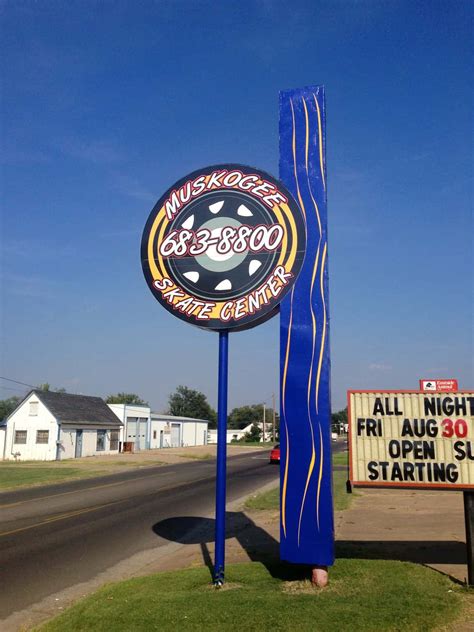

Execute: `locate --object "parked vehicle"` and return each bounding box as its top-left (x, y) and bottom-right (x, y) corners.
top-left (269, 444), bottom-right (280, 464)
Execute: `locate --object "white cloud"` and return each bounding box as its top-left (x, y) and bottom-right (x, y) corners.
top-left (57, 138), bottom-right (123, 165)
top-left (111, 174), bottom-right (156, 203)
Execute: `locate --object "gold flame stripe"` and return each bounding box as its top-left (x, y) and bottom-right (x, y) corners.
top-left (303, 96), bottom-right (322, 270)
top-left (281, 285), bottom-right (295, 539)
top-left (282, 420), bottom-right (290, 539)
top-left (313, 94), bottom-right (326, 191)
top-left (297, 99), bottom-right (317, 543)
top-left (290, 99), bottom-right (307, 223)
top-left (294, 98), bottom-right (318, 545)
top-left (316, 423), bottom-right (324, 530)
top-left (315, 242), bottom-right (327, 414)
top-left (305, 98), bottom-right (324, 534)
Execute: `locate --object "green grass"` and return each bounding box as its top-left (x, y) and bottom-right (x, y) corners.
top-left (230, 442), bottom-right (275, 447)
top-left (332, 451), bottom-right (349, 466)
top-left (93, 460), bottom-right (163, 467)
top-left (245, 485), bottom-right (280, 510)
top-left (0, 457), bottom-right (166, 491)
top-left (332, 470), bottom-right (352, 511)
top-left (175, 453), bottom-right (214, 460)
top-left (37, 560), bottom-right (465, 632)
top-left (245, 458), bottom-right (351, 512)
top-left (0, 465), bottom-right (101, 489)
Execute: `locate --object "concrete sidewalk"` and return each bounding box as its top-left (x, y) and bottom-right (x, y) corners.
top-left (337, 487), bottom-right (468, 583)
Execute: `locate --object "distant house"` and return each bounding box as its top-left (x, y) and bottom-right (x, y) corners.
top-left (0, 420), bottom-right (6, 460)
top-left (207, 421), bottom-right (274, 444)
top-left (1, 390), bottom-right (123, 461)
top-left (107, 404), bottom-right (209, 450)
top-left (207, 428), bottom-right (246, 444)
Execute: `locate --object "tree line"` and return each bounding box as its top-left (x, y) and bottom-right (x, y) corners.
top-left (0, 384), bottom-right (347, 436)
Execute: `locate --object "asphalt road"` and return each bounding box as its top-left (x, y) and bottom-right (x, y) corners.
top-left (0, 450), bottom-right (279, 618)
top-left (0, 442), bottom-right (348, 620)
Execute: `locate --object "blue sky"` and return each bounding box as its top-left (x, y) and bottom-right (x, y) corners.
top-left (1, 0), bottom-right (472, 412)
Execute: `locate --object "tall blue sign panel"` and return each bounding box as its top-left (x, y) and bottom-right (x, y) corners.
top-left (279, 86), bottom-right (334, 565)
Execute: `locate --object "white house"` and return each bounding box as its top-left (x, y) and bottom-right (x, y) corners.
top-left (2, 390), bottom-right (123, 461)
top-left (207, 428), bottom-right (247, 444)
top-left (208, 421), bottom-right (274, 444)
top-left (0, 421), bottom-right (6, 458)
top-left (107, 404), bottom-right (209, 450)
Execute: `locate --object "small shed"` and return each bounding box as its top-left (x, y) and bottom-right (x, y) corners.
top-left (1, 390), bottom-right (123, 461)
top-left (149, 413), bottom-right (209, 448)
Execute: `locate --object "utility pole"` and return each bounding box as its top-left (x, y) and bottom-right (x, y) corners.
top-left (272, 393), bottom-right (276, 443)
top-left (263, 403), bottom-right (266, 443)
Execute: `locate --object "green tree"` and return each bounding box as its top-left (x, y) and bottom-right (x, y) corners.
top-left (241, 421), bottom-right (262, 442)
top-left (36, 383), bottom-right (67, 393)
top-left (228, 404), bottom-right (279, 439)
top-left (228, 404), bottom-right (262, 429)
top-left (331, 407), bottom-right (348, 432)
top-left (228, 404), bottom-right (278, 428)
top-left (167, 385), bottom-right (217, 428)
top-left (0, 396), bottom-right (20, 420)
top-left (106, 393), bottom-right (148, 405)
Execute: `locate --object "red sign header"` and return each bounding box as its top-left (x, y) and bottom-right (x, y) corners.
top-left (419, 379), bottom-right (459, 392)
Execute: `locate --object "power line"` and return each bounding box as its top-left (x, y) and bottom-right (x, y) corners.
top-left (0, 377), bottom-right (36, 389)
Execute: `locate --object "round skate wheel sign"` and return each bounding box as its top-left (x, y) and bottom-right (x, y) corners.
top-left (141, 164), bottom-right (306, 331)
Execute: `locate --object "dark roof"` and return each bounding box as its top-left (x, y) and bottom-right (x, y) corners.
top-left (26, 390), bottom-right (122, 427)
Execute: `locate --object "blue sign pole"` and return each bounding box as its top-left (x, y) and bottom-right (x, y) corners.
top-left (214, 329), bottom-right (229, 586)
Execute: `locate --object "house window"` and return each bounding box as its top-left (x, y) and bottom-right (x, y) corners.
top-left (29, 401), bottom-right (38, 416)
top-left (14, 430), bottom-right (27, 444)
top-left (153, 430), bottom-right (157, 440)
top-left (96, 430), bottom-right (106, 451)
top-left (110, 430), bottom-right (119, 451)
top-left (36, 430), bottom-right (49, 444)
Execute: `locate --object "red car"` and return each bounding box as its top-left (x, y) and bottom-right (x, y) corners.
top-left (269, 444), bottom-right (280, 464)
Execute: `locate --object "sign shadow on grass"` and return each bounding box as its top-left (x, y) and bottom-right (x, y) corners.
top-left (153, 515), bottom-right (467, 584)
top-left (336, 540), bottom-right (467, 585)
top-left (152, 512), bottom-right (312, 581)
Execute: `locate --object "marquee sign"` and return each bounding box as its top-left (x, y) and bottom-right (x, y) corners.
top-left (141, 164), bottom-right (306, 331)
top-left (348, 390), bottom-right (474, 490)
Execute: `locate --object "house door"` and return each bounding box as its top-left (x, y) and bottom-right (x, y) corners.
top-left (75, 430), bottom-right (83, 458)
top-left (138, 419), bottom-right (147, 450)
top-left (126, 420), bottom-right (137, 448)
top-left (170, 423), bottom-right (180, 448)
